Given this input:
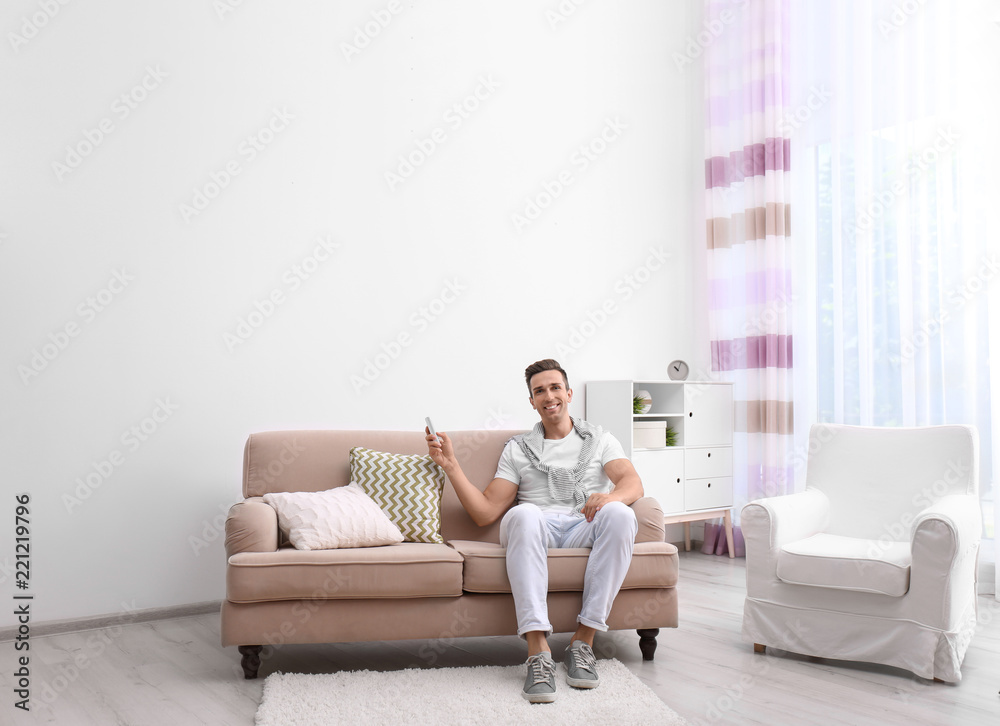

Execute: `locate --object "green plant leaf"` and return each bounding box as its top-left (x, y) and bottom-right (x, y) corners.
top-left (664, 426), bottom-right (678, 447)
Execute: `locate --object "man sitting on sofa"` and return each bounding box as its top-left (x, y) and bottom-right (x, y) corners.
top-left (425, 358), bottom-right (643, 703)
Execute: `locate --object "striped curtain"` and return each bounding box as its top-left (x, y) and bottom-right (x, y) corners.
top-left (704, 0), bottom-right (794, 510)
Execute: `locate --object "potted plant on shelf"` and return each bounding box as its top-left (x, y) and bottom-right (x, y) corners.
top-left (633, 390), bottom-right (652, 414)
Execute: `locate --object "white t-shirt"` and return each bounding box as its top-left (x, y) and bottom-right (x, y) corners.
top-left (494, 427), bottom-right (627, 512)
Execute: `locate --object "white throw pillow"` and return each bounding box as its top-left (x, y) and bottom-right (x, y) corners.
top-left (263, 483), bottom-right (404, 550)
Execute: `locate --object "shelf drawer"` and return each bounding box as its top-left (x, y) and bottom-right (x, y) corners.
top-left (684, 476), bottom-right (733, 511)
top-left (684, 447), bottom-right (732, 479)
top-left (632, 449), bottom-right (684, 515)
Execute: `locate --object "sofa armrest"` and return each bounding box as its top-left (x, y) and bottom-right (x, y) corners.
top-left (631, 496), bottom-right (664, 543)
top-left (225, 497), bottom-right (279, 557)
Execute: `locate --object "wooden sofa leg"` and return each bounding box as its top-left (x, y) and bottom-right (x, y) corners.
top-left (753, 643), bottom-right (766, 654)
top-left (238, 645), bottom-right (263, 679)
top-left (637, 629), bottom-right (659, 661)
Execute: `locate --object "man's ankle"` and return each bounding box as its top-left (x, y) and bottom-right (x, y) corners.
top-left (570, 626), bottom-right (597, 648)
top-left (525, 631), bottom-right (550, 656)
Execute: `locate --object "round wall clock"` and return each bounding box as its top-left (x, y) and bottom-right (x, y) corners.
top-left (668, 359), bottom-right (690, 381)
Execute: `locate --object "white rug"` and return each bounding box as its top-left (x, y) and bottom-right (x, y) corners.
top-left (255, 658), bottom-right (689, 726)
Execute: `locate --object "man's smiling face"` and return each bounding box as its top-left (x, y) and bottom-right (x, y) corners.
top-left (528, 369), bottom-right (573, 424)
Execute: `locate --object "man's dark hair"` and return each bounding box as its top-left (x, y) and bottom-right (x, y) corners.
top-left (524, 359), bottom-right (569, 394)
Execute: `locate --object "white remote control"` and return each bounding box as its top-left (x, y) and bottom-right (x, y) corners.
top-left (425, 417), bottom-right (440, 443)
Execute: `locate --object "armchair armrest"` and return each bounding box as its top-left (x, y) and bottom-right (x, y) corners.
top-left (741, 489), bottom-right (829, 597)
top-left (224, 497), bottom-right (279, 557)
top-left (909, 494), bottom-right (982, 627)
top-left (631, 496), bottom-right (665, 543)
top-left (913, 494), bottom-right (982, 558)
top-left (741, 488), bottom-right (830, 552)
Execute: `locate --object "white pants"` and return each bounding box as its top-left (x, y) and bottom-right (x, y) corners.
top-left (498, 501), bottom-right (638, 636)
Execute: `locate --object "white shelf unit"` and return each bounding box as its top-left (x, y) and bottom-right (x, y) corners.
top-left (586, 380), bottom-right (735, 555)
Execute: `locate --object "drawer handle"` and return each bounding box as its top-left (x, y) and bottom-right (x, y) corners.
top-left (707, 452), bottom-right (711, 458)
top-left (708, 482), bottom-right (712, 487)
top-left (676, 477), bottom-right (681, 483)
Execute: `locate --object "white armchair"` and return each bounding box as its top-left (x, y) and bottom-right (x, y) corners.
top-left (741, 424), bottom-right (981, 682)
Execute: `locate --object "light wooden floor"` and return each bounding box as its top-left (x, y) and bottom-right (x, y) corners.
top-left (6, 551), bottom-right (1000, 725)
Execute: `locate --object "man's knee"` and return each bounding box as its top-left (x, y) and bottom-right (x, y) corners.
top-left (598, 500), bottom-right (632, 519)
top-left (503, 502), bottom-right (544, 526)
top-left (596, 501), bottom-right (638, 533)
top-left (500, 503), bottom-right (546, 544)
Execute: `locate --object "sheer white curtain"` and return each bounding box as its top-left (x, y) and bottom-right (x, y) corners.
top-left (787, 2), bottom-right (1000, 591)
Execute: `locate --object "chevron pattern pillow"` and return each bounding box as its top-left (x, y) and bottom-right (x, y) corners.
top-left (350, 447), bottom-right (445, 544)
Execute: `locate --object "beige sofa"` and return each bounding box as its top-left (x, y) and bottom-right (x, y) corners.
top-left (222, 429), bottom-right (679, 678)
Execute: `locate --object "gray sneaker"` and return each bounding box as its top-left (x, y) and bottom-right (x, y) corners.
top-left (522, 651), bottom-right (557, 703)
top-left (565, 640), bottom-right (600, 688)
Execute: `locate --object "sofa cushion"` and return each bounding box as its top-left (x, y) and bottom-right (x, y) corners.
top-left (262, 484), bottom-right (404, 550)
top-left (226, 543), bottom-right (464, 602)
top-left (776, 533), bottom-right (911, 597)
top-left (449, 540), bottom-right (679, 594)
top-left (350, 447), bottom-right (445, 544)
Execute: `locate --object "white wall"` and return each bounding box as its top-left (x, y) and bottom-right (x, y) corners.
top-left (0, 0), bottom-right (705, 625)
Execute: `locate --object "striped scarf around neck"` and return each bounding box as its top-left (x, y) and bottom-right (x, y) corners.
top-left (513, 417), bottom-right (602, 513)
